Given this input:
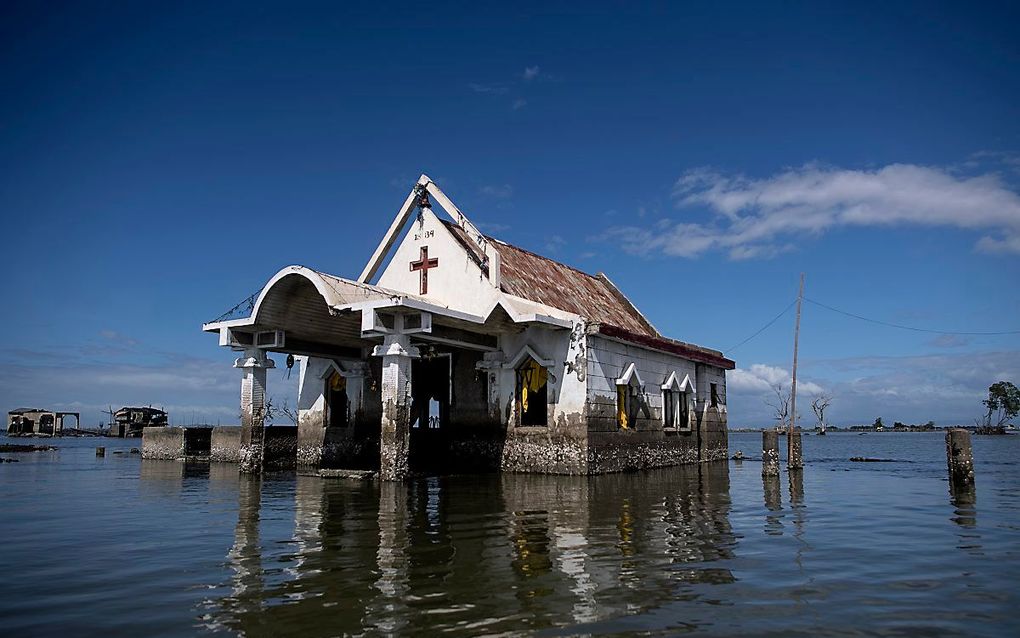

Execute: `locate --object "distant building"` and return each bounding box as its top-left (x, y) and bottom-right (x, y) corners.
top-left (7, 408), bottom-right (80, 436)
top-left (110, 407), bottom-right (168, 438)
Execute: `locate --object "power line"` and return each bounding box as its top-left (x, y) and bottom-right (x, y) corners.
top-left (804, 297), bottom-right (1020, 336)
top-left (725, 299), bottom-right (798, 353)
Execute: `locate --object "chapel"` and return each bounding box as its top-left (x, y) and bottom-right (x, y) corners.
top-left (202, 176), bottom-right (735, 479)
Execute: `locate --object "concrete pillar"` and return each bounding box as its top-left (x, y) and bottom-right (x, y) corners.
top-left (373, 335), bottom-right (418, 481)
top-left (946, 428), bottom-right (975, 486)
top-left (235, 349), bottom-right (275, 474)
top-left (788, 431), bottom-right (803, 470)
top-left (762, 430), bottom-right (780, 477)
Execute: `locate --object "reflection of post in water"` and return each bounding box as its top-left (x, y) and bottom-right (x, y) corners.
top-left (370, 481), bottom-right (410, 635)
top-left (292, 475), bottom-right (325, 577)
top-left (949, 481), bottom-right (978, 530)
top-left (762, 473), bottom-right (784, 536)
top-left (227, 475), bottom-right (263, 614)
top-left (788, 467), bottom-right (804, 506)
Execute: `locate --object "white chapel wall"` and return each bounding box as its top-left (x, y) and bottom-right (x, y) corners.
top-left (375, 207), bottom-right (500, 317)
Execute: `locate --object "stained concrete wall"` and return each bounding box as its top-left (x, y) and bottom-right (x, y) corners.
top-left (297, 356), bottom-right (373, 469)
top-left (584, 334), bottom-right (728, 472)
top-left (375, 206), bottom-right (500, 317)
top-left (142, 426), bottom-right (186, 460)
top-left (498, 322), bottom-right (589, 474)
top-left (211, 427), bottom-right (241, 462)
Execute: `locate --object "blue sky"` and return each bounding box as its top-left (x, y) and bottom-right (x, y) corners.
top-left (2, 1), bottom-right (1018, 427)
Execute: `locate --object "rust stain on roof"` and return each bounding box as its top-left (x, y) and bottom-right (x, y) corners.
top-left (487, 232), bottom-right (658, 337)
top-left (439, 220), bottom-right (733, 367)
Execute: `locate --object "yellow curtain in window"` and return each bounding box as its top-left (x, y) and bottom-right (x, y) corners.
top-left (329, 370), bottom-right (346, 393)
top-left (520, 360), bottom-right (547, 413)
top-left (617, 385), bottom-right (629, 429)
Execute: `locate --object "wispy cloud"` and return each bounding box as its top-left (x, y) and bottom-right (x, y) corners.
top-left (601, 163), bottom-right (1020, 259)
top-left (478, 184), bottom-right (513, 199)
top-left (470, 64), bottom-right (549, 109)
top-left (928, 334), bottom-right (970, 348)
top-left (476, 221), bottom-right (511, 234)
top-left (544, 234), bottom-right (566, 255)
top-left (469, 83), bottom-right (509, 95)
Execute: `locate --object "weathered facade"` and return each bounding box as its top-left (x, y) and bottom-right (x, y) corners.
top-left (7, 408), bottom-right (79, 436)
top-left (201, 175), bottom-right (734, 479)
top-left (110, 406), bottom-right (168, 438)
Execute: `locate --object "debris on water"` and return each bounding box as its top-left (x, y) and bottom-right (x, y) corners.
top-left (130, 448), bottom-right (140, 454)
top-left (0, 444), bottom-right (57, 453)
top-left (850, 457), bottom-right (896, 462)
top-left (311, 469), bottom-right (376, 480)
top-left (1, 457), bottom-right (20, 463)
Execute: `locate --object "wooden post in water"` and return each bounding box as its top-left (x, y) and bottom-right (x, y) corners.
top-left (788, 273), bottom-right (805, 470)
top-left (762, 430), bottom-right (780, 477)
top-left (946, 429), bottom-right (975, 485)
top-left (789, 430), bottom-right (803, 471)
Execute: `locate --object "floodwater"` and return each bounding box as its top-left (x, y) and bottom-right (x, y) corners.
top-left (1, 432), bottom-right (1018, 637)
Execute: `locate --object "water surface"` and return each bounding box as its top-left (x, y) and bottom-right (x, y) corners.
top-left (1, 432), bottom-right (1017, 636)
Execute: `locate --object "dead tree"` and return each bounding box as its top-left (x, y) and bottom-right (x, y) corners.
top-left (766, 384), bottom-right (791, 431)
top-left (811, 394), bottom-right (832, 434)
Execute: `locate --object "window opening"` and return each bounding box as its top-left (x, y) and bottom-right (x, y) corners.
top-left (517, 357), bottom-right (548, 426)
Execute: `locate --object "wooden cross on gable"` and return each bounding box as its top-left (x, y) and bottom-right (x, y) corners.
top-left (410, 246), bottom-right (439, 294)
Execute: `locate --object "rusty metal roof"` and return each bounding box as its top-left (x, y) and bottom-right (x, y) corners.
top-left (595, 324), bottom-right (736, 370)
top-left (489, 236), bottom-right (659, 337)
top-left (438, 220), bottom-right (734, 367)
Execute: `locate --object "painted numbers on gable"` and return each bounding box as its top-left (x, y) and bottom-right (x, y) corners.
top-left (414, 230), bottom-right (435, 241)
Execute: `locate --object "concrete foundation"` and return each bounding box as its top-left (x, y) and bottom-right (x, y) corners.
top-left (211, 427), bottom-right (241, 462)
top-left (142, 426), bottom-right (186, 460)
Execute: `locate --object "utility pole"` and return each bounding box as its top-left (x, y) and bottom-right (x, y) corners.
top-left (789, 273), bottom-right (805, 468)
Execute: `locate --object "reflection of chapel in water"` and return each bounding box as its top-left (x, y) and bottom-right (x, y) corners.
top-left (211, 463), bottom-right (736, 636)
top-left (201, 175), bottom-right (735, 479)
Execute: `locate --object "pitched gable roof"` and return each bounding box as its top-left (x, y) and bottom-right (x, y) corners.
top-left (440, 219), bottom-right (657, 337)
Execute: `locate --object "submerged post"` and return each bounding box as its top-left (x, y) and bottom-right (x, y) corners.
top-left (789, 430), bottom-right (803, 470)
top-left (236, 348), bottom-right (275, 474)
top-left (762, 430), bottom-right (780, 477)
top-left (373, 331), bottom-right (419, 481)
top-left (946, 428), bottom-right (975, 486)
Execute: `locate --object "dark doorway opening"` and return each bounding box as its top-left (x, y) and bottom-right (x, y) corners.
top-left (326, 370), bottom-right (349, 428)
top-left (410, 354), bottom-right (451, 473)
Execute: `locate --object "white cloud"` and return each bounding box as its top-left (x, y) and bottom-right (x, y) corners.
top-left (604, 163), bottom-right (1020, 259)
top-left (512, 98), bottom-right (527, 110)
top-left (729, 363), bottom-right (823, 395)
top-left (522, 65), bottom-right (540, 81)
top-left (727, 350), bottom-right (1020, 427)
top-left (478, 183), bottom-right (513, 199)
